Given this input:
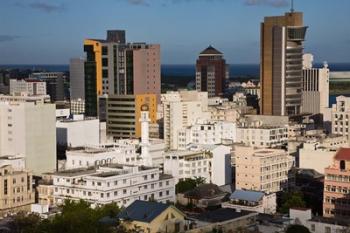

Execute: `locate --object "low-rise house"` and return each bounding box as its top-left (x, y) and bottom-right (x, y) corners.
top-left (118, 200), bottom-right (189, 233)
top-left (222, 189), bottom-right (276, 214)
top-left (177, 184), bottom-right (228, 208)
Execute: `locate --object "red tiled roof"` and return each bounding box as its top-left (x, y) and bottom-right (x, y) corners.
top-left (334, 148), bottom-right (350, 161)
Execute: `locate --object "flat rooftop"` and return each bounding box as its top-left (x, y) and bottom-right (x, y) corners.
top-left (54, 167), bottom-right (97, 177)
top-left (188, 208), bottom-right (256, 223)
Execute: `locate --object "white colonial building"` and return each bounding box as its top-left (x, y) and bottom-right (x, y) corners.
top-left (53, 164), bottom-right (175, 207)
top-left (164, 145), bottom-right (232, 186)
top-left (177, 119), bottom-right (236, 150)
top-left (236, 123), bottom-right (288, 148)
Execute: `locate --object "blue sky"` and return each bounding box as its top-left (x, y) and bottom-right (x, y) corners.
top-left (0, 0), bottom-right (349, 64)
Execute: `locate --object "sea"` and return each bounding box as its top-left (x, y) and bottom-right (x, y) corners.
top-left (2, 63), bottom-right (350, 106)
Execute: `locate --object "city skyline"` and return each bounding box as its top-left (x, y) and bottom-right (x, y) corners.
top-left (0, 0), bottom-right (349, 65)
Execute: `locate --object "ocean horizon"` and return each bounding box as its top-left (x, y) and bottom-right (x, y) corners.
top-left (1, 63), bottom-right (350, 78)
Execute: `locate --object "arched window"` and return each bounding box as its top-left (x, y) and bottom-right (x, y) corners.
top-left (340, 160), bottom-right (346, 170)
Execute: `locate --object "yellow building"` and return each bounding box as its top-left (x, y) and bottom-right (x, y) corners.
top-left (107, 94), bottom-right (157, 139)
top-left (0, 165), bottom-right (35, 216)
top-left (118, 200), bottom-right (187, 233)
top-left (37, 174), bottom-right (55, 206)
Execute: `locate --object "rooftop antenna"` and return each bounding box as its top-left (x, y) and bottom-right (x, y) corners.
top-left (290, 0), bottom-right (295, 13)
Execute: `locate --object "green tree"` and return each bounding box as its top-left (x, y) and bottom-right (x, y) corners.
top-left (175, 177), bottom-right (206, 194)
top-left (279, 191), bottom-right (306, 214)
top-left (9, 212), bottom-right (41, 233)
top-left (285, 225), bottom-right (310, 233)
top-left (10, 200), bottom-right (124, 233)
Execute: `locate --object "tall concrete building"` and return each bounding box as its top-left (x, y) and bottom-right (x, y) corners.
top-left (260, 11), bottom-right (307, 116)
top-left (161, 90), bottom-right (211, 150)
top-left (106, 94), bottom-right (157, 139)
top-left (84, 30), bottom-right (160, 117)
top-left (195, 46), bottom-right (229, 97)
top-left (0, 96), bottom-right (56, 175)
top-left (69, 58), bottom-right (85, 100)
top-left (301, 54), bottom-right (329, 114)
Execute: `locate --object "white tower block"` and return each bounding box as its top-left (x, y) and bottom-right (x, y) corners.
top-left (139, 104), bottom-right (152, 166)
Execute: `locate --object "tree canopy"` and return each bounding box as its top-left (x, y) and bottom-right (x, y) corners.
top-left (8, 200), bottom-right (127, 233)
top-left (285, 224), bottom-right (311, 233)
top-left (279, 191), bottom-right (306, 214)
top-left (175, 177), bottom-right (206, 194)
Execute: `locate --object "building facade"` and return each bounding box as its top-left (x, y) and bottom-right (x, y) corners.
top-left (10, 79), bottom-right (46, 96)
top-left (164, 145), bottom-right (232, 186)
top-left (0, 165), bottom-right (35, 216)
top-left (0, 98), bottom-right (56, 175)
top-left (84, 30), bottom-right (160, 116)
top-left (235, 146), bottom-right (294, 193)
top-left (56, 117), bottom-right (100, 148)
top-left (323, 148), bottom-right (350, 218)
top-left (30, 72), bottom-right (65, 102)
top-left (195, 46), bottom-right (229, 97)
top-left (106, 94), bottom-right (157, 139)
top-left (70, 58), bottom-right (85, 100)
top-left (161, 91), bottom-right (210, 150)
top-left (177, 120), bottom-right (236, 150)
top-left (331, 96), bottom-right (350, 143)
top-left (260, 11), bottom-right (307, 116)
top-left (52, 164), bottom-right (175, 207)
top-left (299, 136), bottom-right (348, 174)
top-left (301, 53), bottom-right (330, 114)
top-left (236, 124), bottom-right (288, 148)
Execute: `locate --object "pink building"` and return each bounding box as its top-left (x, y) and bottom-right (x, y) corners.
top-left (132, 44), bottom-right (161, 101)
top-left (323, 148), bottom-right (350, 218)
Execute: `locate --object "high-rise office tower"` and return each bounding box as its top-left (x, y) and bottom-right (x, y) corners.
top-left (195, 46), bottom-right (229, 98)
top-left (301, 53), bottom-right (329, 114)
top-left (260, 11), bottom-right (307, 116)
top-left (69, 58), bottom-right (85, 100)
top-left (84, 30), bottom-right (160, 117)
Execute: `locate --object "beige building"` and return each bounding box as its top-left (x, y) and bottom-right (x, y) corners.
top-left (332, 96), bottom-right (350, 143)
top-left (161, 91), bottom-right (210, 150)
top-left (0, 165), bottom-right (35, 216)
top-left (37, 174), bottom-right (55, 206)
top-left (235, 146), bottom-right (294, 193)
top-left (0, 96), bottom-right (57, 175)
